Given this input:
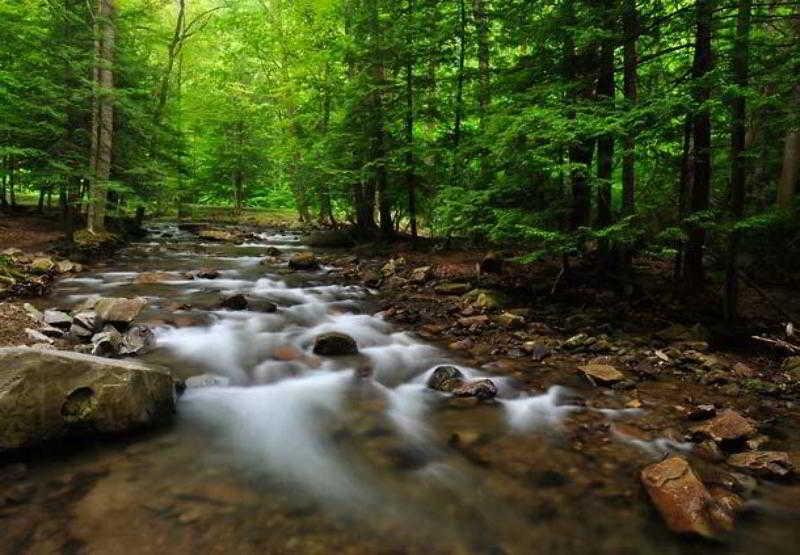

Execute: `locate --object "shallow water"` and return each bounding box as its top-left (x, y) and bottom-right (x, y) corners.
top-left (5, 224), bottom-right (800, 554)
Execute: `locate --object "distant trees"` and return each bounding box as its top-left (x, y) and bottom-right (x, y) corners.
top-left (2, 0), bottom-right (800, 320)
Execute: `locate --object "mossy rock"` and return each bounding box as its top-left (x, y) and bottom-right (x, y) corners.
top-left (73, 229), bottom-right (120, 248)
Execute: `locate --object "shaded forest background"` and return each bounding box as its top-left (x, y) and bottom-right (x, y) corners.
top-left (1, 0), bottom-right (799, 323)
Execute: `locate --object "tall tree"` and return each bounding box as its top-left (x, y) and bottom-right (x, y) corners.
top-left (683, 0), bottom-right (715, 290)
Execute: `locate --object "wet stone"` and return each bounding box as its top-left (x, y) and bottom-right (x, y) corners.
top-left (219, 293), bottom-right (248, 311)
top-left (312, 332), bottom-right (358, 356)
top-left (434, 282), bottom-right (471, 296)
top-left (641, 456), bottom-right (735, 538)
top-left (288, 252), bottom-right (320, 271)
top-left (95, 297), bottom-right (148, 327)
top-left (577, 364), bottom-right (624, 386)
top-left (727, 451), bottom-right (793, 479)
top-left (690, 409), bottom-right (757, 445)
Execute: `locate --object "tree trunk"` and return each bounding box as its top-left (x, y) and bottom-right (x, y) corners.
top-left (596, 0), bottom-right (615, 238)
top-left (777, 85), bottom-right (800, 209)
top-left (318, 61), bottom-right (334, 225)
top-left (622, 0), bottom-right (638, 218)
top-left (87, 0), bottom-right (115, 233)
top-left (683, 0), bottom-right (715, 291)
top-left (453, 0), bottom-right (467, 152)
top-left (563, 0), bottom-right (596, 232)
top-left (406, 0), bottom-right (417, 239)
top-left (724, 0), bottom-right (752, 325)
top-left (675, 114), bottom-right (694, 281)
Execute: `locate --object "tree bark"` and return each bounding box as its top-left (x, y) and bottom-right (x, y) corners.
top-left (724, 0), bottom-right (752, 325)
top-left (683, 0), bottom-right (715, 291)
top-left (777, 85), bottom-right (800, 209)
top-left (87, 0), bottom-right (115, 233)
top-left (596, 0), bottom-right (615, 237)
top-left (622, 0), bottom-right (638, 218)
top-left (406, 0), bottom-right (417, 239)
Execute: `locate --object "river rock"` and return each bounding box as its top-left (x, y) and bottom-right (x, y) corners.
top-left (69, 323), bottom-right (94, 340)
top-left (43, 310), bottom-right (73, 329)
top-left (134, 271), bottom-right (175, 285)
top-left (289, 252), bottom-right (321, 271)
top-left (91, 328), bottom-right (123, 357)
top-left (496, 312), bottom-right (525, 330)
top-left (220, 293), bottom-right (249, 311)
top-left (727, 451), bottom-right (793, 479)
top-left (95, 297), bottom-right (148, 327)
top-left (25, 328), bottom-right (54, 344)
top-left (38, 325), bottom-right (65, 338)
top-left (577, 364), bottom-right (624, 386)
top-left (381, 258), bottom-right (405, 277)
top-left (199, 229), bottom-right (238, 242)
top-left (427, 365), bottom-right (464, 390)
top-left (0, 347), bottom-right (175, 452)
top-left (120, 325), bottom-right (156, 356)
top-left (409, 266), bottom-right (432, 284)
top-left (452, 379), bottom-right (498, 400)
top-left (185, 268), bottom-right (221, 280)
top-left (782, 356), bottom-right (800, 377)
top-left (73, 311), bottom-right (98, 333)
top-left (313, 332), bottom-right (358, 356)
top-left (434, 282), bottom-right (471, 296)
top-left (427, 366), bottom-right (498, 400)
top-left (690, 410), bottom-right (757, 445)
top-left (55, 260), bottom-right (81, 274)
top-left (464, 289), bottom-right (507, 309)
top-left (641, 456), bottom-right (735, 538)
top-left (23, 303), bottom-right (43, 322)
top-left (265, 247), bottom-right (283, 257)
top-left (29, 257), bottom-right (55, 274)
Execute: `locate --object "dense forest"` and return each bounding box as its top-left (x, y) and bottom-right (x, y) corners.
top-left (1, 0), bottom-right (799, 322)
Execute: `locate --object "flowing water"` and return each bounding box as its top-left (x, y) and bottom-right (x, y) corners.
top-left (4, 224), bottom-right (800, 554)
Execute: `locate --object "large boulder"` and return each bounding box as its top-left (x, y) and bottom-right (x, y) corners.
top-left (219, 293), bottom-right (249, 311)
top-left (289, 252), bottom-right (321, 271)
top-left (0, 347), bottom-right (176, 452)
top-left (94, 297), bottom-right (148, 327)
top-left (641, 456), bottom-right (735, 538)
top-left (313, 332), bottom-right (358, 356)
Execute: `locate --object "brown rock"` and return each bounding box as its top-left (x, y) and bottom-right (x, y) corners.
top-left (288, 252), bottom-right (320, 271)
top-left (133, 272), bottom-right (175, 285)
top-left (434, 282), bottom-right (471, 296)
top-left (409, 266), bottom-right (432, 284)
top-left (94, 297), bottom-right (148, 327)
top-left (727, 451), bottom-right (793, 479)
top-left (690, 410), bottom-right (756, 444)
top-left (641, 456), bottom-right (734, 538)
top-left (458, 315), bottom-right (490, 328)
top-left (577, 364), bottom-right (624, 386)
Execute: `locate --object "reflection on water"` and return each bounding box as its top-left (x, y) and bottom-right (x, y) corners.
top-left (5, 223), bottom-right (799, 554)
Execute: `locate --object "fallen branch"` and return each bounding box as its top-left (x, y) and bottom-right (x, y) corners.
top-left (751, 335), bottom-right (800, 355)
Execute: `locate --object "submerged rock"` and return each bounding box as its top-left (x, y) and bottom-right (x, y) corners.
top-left (219, 293), bottom-right (249, 311)
top-left (133, 271), bottom-right (175, 285)
top-left (0, 347), bottom-right (175, 452)
top-left (289, 252), bottom-right (321, 271)
top-left (185, 374), bottom-right (231, 389)
top-left (452, 379), bottom-right (498, 400)
top-left (313, 332), bottom-right (358, 356)
top-left (641, 456), bottom-right (735, 538)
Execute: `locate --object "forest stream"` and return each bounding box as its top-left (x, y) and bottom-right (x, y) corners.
top-left (3, 223), bottom-right (800, 555)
